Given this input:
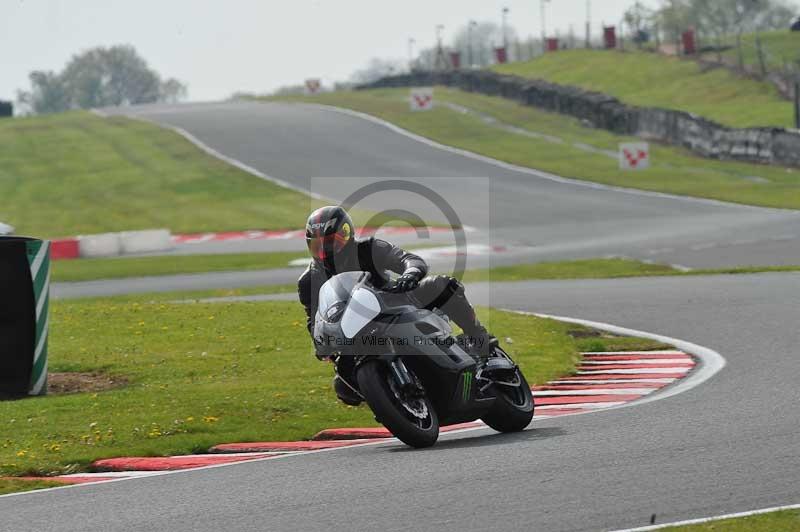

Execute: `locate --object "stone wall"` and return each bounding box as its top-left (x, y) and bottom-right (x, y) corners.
top-left (359, 71), bottom-right (800, 167)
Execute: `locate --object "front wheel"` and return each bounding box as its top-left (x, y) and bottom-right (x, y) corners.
top-left (356, 360), bottom-right (439, 448)
top-left (481, 370), bottom-right (534, 433)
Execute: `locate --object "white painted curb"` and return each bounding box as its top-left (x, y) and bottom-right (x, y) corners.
top-left (507, 311), bottom-right (727, 409)
top-left (94, 107), bottom-right (330, 202)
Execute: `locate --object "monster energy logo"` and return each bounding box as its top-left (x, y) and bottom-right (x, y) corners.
top-left (462, 371), bottom-right (472, 401)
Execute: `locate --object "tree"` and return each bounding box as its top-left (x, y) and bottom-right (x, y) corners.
top-left (17, 45), bottom-right (188, 114)
top-left (624, 2), bottom-right (656, 48)
top-left (160, 78), bottom-right (189, 104)
top-left (654, 0), bottom-right (694, 51)
top-left (16, 71), bottom-right (70, 114)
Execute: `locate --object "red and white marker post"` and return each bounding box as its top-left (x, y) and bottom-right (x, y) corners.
top-left (409, 87), bottom-right (434, 111)
top-left (619, 142), bottom-right (650, 170)
top-left (304, 78), bottom-right (322, 95)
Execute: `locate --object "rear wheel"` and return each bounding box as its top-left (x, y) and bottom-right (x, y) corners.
top-left (481, 370), bottom-right (534, 433)
top-left (356, 360), bottom-right (439, 448)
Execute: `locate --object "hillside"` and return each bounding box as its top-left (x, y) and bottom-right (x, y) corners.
top-left (716, 30), bottom-right (800, 73)
top-left (492, 48), bottom-right (795, 129)
top-left (0, 111), bottom-right (317, 238)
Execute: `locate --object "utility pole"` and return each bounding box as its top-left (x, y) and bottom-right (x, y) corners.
top-left (540, 0), bottom-right (549, 52)
top-left (468, 20), bottom-right (477, 68)
top-left (502, 7), bottom-right (510, 51)
top-left (585, 0), bottom-right (591, 49)
top-left (408, 38), bottom-right (416, 71)
top-left (434, 24), bottom-right (448, 71)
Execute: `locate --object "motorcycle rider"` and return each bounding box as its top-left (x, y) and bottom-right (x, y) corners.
top-left (297, 205), bottom-right (497, 405)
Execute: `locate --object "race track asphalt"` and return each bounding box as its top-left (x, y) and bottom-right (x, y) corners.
top-left (13, 101), bottom-right (798, 531)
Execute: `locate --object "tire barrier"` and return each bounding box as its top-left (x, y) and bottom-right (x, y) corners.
top-left (359, 71), bottom-right (800, 168)
top-left (119, 229), bottom-right (173, 255)
top-left (50, 239), bottom-right (80, 260)
top-left (0, 237), bottom-right (50, 397)
top-left (78, 233), bottom-right (122, 258)
top-left (75, 229), bottom-right (173, 259)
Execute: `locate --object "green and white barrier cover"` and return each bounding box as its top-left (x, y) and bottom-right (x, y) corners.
top-left (26, 240), bottom-right (50, 395)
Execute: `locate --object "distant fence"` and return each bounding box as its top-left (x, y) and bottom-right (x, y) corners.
top-left (358, 71), bottom-right (800, 168)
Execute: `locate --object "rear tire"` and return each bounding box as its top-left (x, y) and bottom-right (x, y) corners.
top-left (356, 360), bottom-right (439, 448)
top-left (481, 370), bottom-right (534, 433)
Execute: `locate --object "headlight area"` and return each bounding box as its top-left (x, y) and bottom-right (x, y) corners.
top-left (324, 301), bottom-right (347, 323)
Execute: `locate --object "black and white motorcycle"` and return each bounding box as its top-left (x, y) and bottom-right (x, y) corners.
top-left (314, 271), bottom-right (534, 448)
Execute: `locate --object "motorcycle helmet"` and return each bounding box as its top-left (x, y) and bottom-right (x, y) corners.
top-left (305, 206), bottom-right (355, 270)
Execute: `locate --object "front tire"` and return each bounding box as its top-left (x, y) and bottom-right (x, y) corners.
top-left (356, 360), bottom-right (439, 448)
top-left (481, 370), bottom-right (534, 433)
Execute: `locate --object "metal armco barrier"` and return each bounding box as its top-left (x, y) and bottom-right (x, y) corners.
top-left (0, 237), bottom-right (50, 396)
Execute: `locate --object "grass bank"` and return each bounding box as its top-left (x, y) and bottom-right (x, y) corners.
top-left (493, 49), bottom-right (794, 128)
top-left (269, 88), bottom-right (800, 210)
top-left (661, 508), bottom-right (800, 531)
top-left (0, 298), bottom-right (594, 478)
top-left (0, 112), bottom-right (424, 239)
top-left (715, 30), bottom-right (800, 78)
top-left (0, 112), bottom-right (314, 238)
top-left (0, 478), bottom-right (62, 495)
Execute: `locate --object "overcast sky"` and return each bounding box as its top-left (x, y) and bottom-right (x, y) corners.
top-left (4, 0), bottom-right (671, 102)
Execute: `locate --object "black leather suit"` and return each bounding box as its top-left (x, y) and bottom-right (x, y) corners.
top-left (297, 237), bottom-right (481, 342)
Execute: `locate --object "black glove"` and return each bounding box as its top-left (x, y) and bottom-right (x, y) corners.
top-left (393, 268), bottom-right (423, 292)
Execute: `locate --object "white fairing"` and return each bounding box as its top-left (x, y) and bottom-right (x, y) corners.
top-left (341, 287), bottom-right (381, 338)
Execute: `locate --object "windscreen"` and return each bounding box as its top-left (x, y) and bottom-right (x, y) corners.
top-left (317, 271), bottom-right (366, 318)
top-left (341, 286), bottom-right (381, 339)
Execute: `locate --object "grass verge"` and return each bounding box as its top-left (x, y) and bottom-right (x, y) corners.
top-left (0, 478), bottom-right (63, 496)
top-left (493, 48), bottom-right (794, 128)
top-left (52, 251), bottom-right (307, 283)
top-left (0, 298), bottom-right (594, 478)
top-left (460, 258), bottom-right (678, 283)
top-left (268, 88), bottom-right (800, 210)
top-left (660, 508), bottom-right (800, 531)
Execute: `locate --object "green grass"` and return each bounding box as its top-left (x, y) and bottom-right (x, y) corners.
top-left (493, 49), bottom-right (794, 128)
top-left (53, 251), bottom-right (307, 283)
top-left (660, 509), bottom-right (800, 531)
top-left (0, 478), bottom-right (63, 495)
top-left (0, 111), bottom-right (427, 239)
top-left (0, 112), bottom-right (314, 238)
top-left (269, 88), bottom-right (800, 210)
top-left (0, 298), bottom-right (584, 477)
top-left (460, 258), bottom-right (677, 283)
